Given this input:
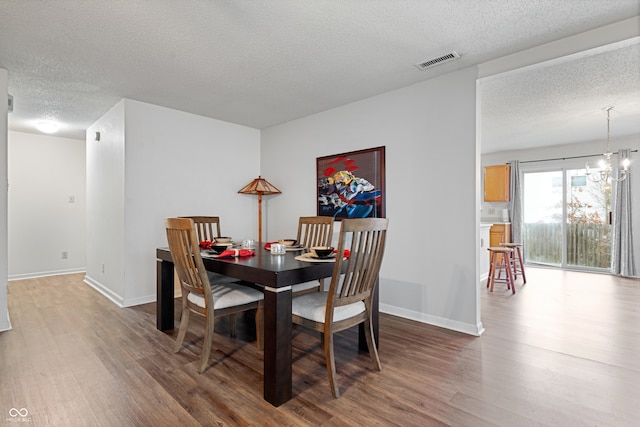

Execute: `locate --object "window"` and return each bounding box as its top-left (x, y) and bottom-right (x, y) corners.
top-left (523, 168), bottom-right (610, 270)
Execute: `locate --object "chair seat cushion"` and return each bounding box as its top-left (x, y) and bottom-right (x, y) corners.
top-left (292, 292), bottom-right (365, 323)
top-left (188, 282), bottom-right (263, 309)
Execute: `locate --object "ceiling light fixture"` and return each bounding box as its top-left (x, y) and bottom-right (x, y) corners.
top-left (586, 106), bottom-right (630, 183)
top-left (36, 120), bottom-right (59, 134)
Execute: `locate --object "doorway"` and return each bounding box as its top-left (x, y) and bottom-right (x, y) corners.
top-left (522, 168), bottom-right (611, 270)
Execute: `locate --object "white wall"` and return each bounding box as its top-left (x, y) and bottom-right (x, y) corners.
top-left (85, 101), bottom-right (126, 302)
top-left (85, 99), bottom-right (261, 306)
top-left (0, 68), bottom-right (9, 331)
top-left (482, 136), bottom-right (640, 272)
top-left (8, 131), bottom-right (86, 279)
top-left (261, 67), bottom-right (484, 335)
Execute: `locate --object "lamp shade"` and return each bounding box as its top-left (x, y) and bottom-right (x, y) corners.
top-left (238, 176), bottom-right (281, 243)
top-left (238, 176), bottom-right (281, 195)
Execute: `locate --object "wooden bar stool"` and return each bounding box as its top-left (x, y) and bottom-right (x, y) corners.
top-left (486, 247), bottom-right (515, 294)
top-left (500, 242), bottom-right (526, 284)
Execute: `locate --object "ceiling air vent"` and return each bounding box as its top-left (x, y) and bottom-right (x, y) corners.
top-left (415, 51), bottom-right (460, 70)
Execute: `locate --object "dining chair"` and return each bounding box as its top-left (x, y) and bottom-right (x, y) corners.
top-left (296, 216), bottom-right (334, 249)
top-left (180, 216), bottom-right (239, 286)
top-left (291, 217), bottom-right (388, 397)
top-left (184, 215), bottom-right (222, 242)
top-left (165, 217), bottom-right (264, 373)
top-left (291, 216), bottom-right (335, 296)
top-left (181, 216), bottom-right (248, 334)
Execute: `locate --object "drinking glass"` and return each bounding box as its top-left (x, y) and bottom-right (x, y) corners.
top-left (270, 243), bottom-right (286, 255)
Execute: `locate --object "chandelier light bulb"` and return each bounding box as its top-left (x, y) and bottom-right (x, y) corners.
top-left (622, 158), bottom-right (631, 170)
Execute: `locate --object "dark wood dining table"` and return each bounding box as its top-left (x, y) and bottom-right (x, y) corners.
top-left (156, 245), bottom-right (378, 406)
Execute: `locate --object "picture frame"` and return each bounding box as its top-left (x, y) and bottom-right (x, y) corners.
top-left (316, 146), bottom-right (386, 220)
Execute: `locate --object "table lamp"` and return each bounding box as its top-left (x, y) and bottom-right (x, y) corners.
top-left (238, 176), bottom-right (281, 242)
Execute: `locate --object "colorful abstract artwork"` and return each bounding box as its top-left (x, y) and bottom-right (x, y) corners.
top-left (316, 146), bottom-right (385, 219)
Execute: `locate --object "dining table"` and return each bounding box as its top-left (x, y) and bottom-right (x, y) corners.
top-left (156, 244), bottom-right (379, 407)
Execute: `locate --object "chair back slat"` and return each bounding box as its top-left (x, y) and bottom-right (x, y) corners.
top-left (180, 216), bottom-right (222, 242)
top-left (328, 218), bottom-right (388, 311)
top-left (297, 216), bottom-right (334, 248)
top-left (165, 218), bottom-right (209, 298)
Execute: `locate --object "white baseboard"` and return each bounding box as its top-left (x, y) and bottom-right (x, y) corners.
top-left (83, 275), bottom-right (156, 308)
top-left (83, 275), bottom-right (125, 307)
top-left (8, 271), bottom-right (154, 308)
top-left (8, 268), bottom-right (86, 281)
top-left (380, 303), bottom-right (485, 336)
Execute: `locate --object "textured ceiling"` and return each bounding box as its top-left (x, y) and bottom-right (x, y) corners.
top-left (481, 38), bottom-right (640, 153)
top-left (1, 1), bottom-right (639, 154)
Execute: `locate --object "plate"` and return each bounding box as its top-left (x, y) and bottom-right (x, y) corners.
top-left (310, 252), bottom-right (336, 259)
top-left (295, 252), bottom-right (339, 263)
top-left (286, 245), bottom-right (305, 251)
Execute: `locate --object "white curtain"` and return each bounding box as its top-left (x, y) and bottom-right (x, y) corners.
top-left (611, 148), bottom-right (636, 277)
top-left (509, 160), bottom-right (522, 244)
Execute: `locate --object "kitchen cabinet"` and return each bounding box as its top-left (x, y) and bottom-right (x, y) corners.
top-left (484, 164), bottom-right (510, 202)
top-left (489, 223), bottom-right (511, 248)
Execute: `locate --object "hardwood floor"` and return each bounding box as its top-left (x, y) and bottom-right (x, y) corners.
top-left (1, 268), bottom-right (639, 426)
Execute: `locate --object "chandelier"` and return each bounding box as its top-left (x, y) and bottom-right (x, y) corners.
top-left (586, 106), bottom-right (630, 183)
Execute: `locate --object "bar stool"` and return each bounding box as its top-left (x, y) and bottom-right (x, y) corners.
top-left (500, 242), bottom-right (526, 284)
top-left (486, 247), bottom-right (515, 294)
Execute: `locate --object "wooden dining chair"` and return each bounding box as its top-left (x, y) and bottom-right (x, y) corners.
top-left (291, 216), bottom-right (335, 296)
top-left (183, 215), bottom-right (222, 242)
top-left (181, 216), bottom-right (248, 334)
top-left (165, 217), bottom-right (264, 373)
top-left (296, 216), bottom-right (334, 249)
top-left (179, 216), bottom-right (239, 285)
top-left (291, 217), bottom-right (388, 397)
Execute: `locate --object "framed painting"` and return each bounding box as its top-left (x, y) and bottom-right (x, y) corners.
top-left (316, 146), bottom-right (386, 219)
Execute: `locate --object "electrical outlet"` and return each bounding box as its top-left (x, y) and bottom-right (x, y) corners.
top-left (488, 208), bottom-right (496, 215)
top-left (61, 251), bottom-right (68, 259)
top-left (68, 195), bottom-right (75, 203)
